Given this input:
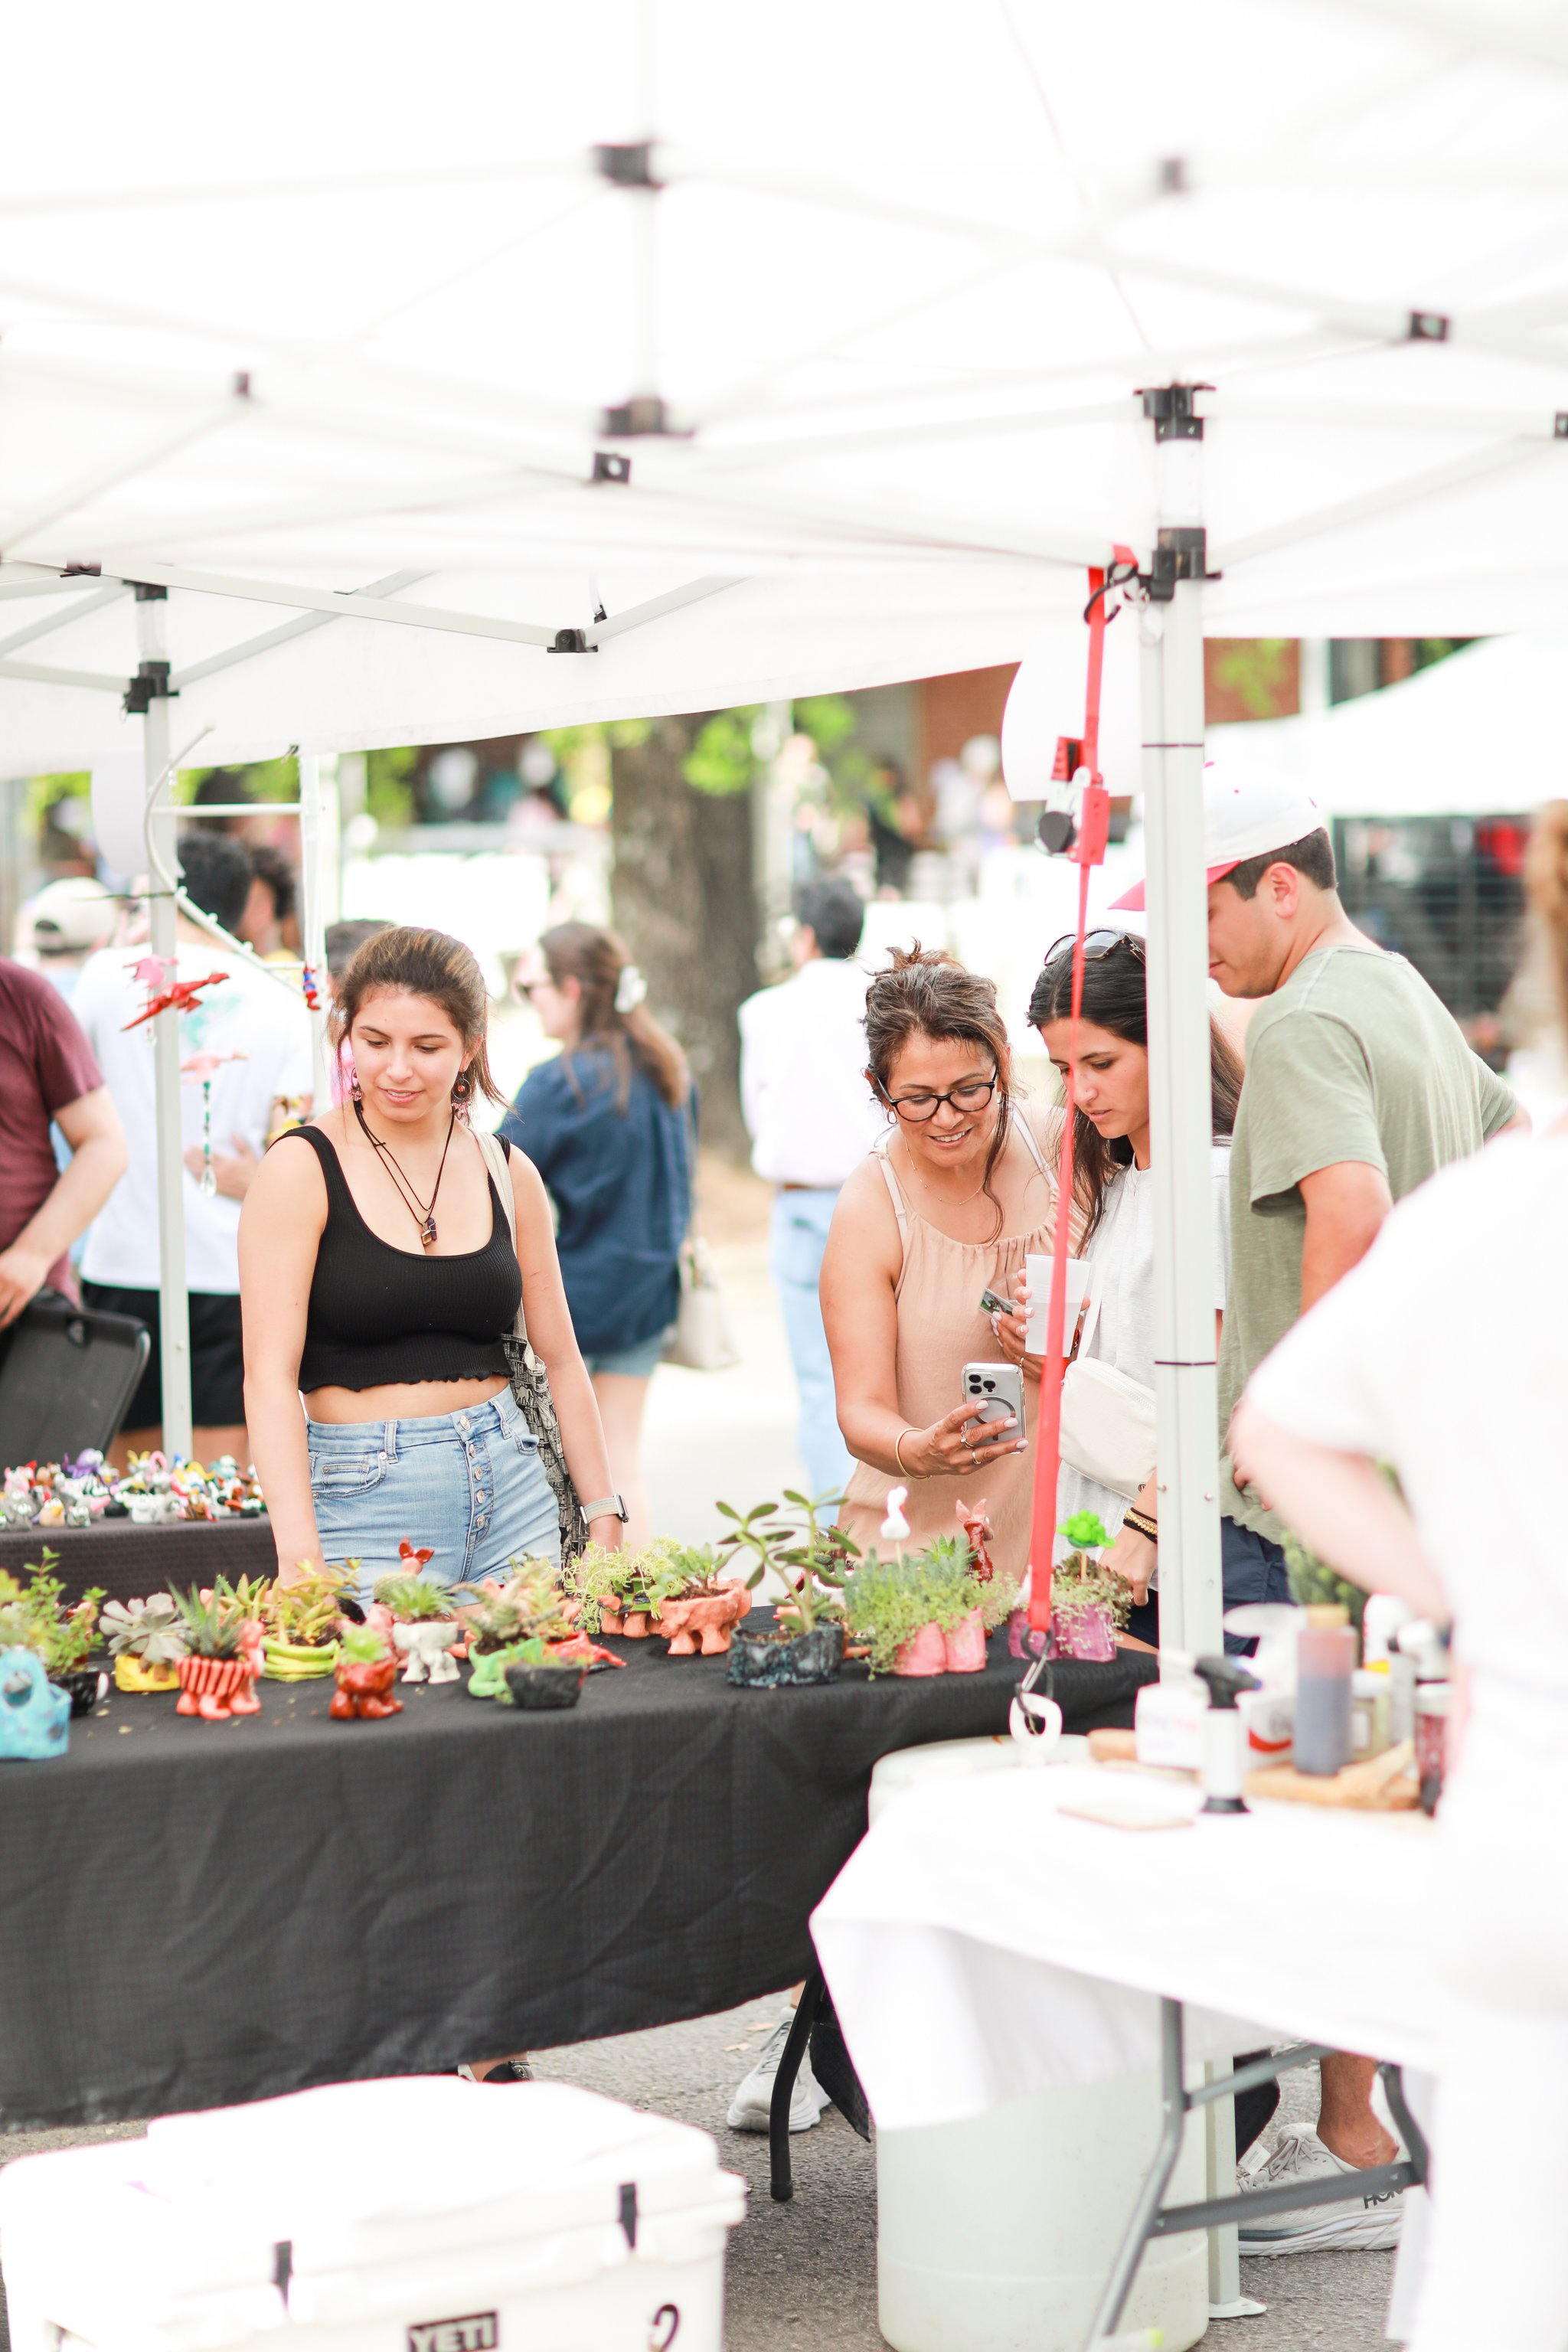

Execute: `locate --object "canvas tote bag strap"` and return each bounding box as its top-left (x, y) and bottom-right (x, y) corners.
top-left (472, 1125), bottom-right (528, 1344)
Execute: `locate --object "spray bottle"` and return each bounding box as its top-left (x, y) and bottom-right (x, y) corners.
top-left (1192, 1656), bottom-right (1262, 1815)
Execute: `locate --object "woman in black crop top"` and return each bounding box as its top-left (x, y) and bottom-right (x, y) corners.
top-left (237, 926), bottom-right (624, 1593)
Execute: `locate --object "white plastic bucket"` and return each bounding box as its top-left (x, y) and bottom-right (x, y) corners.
top-left (866, 1741), bottom-right (1208, 2352)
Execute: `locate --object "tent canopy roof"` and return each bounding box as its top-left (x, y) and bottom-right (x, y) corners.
top-left (7, 0), bottom-right (1568, 768)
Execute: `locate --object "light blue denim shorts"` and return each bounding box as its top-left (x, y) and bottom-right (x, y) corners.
top-left (307, 1383), bottom-right (560, 1599)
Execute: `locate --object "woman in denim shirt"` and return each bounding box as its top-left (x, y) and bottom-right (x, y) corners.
top-left (505, 924), bottom-right (692, 1545)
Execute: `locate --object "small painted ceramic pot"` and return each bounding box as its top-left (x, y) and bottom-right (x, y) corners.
top-left (727, 1622), bottom-right (843, 1688)
top-left (394, 1621), bottom-right (462, 1684)
top-left (330, 1652), bottom-right (403, 1720)
top-left (262, 1636), bottom-right (339, 1682)
top-left (114, 1653), bottom-right (181, 1694)
top-left (503, 1662), bottom-right (586, 1710)
top-left (655, 1587), bottom-right (751, 1656)
top-left (55, 1668), bottom-right (109, 1717)
top-left (893, 1620), bottom-right (948, 1677)
top-left (1050, 1600), bottom-right (1118, 1664)
top-left (175, 1655), bottom-right (262, 1720)
top-left (942, 1607), bottom-right (988, 1674)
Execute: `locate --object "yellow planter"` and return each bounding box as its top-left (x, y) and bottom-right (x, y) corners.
top-left (263, 1636), bottom-right (340, 1681)
top-left (113, 1654), bottom-right (181, 1694)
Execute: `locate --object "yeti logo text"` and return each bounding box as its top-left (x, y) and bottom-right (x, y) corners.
top-left (407, 2317), bottom-right (498, 2352)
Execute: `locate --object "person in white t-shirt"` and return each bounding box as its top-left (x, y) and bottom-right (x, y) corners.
top-left (1233, 802), bottom-right (1568, 2352)
top-left (738, 878), bottom-right (884, 1499)
top-left (72, 833), bottom-right (315, 1465)
top-left (994, 927), bottom-right (1246, 1639)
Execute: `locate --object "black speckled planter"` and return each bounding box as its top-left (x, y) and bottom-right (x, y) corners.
top-left (727, 1623), bottom-right (842, 1687)
top-left (56, 1668), bottom-right (109, 1717)
top-left (503, 1664), bottom-right (585, 1710)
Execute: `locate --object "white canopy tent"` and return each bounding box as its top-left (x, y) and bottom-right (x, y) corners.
top-left (1215, 633), bottom-right (1568, 816)
top-left (5, 0), bottom-right (1568, 1669)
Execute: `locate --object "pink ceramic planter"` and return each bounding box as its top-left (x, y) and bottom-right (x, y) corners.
top-left (1050, 1601), bottom-right (1118, 1662)
top-left (893, 1620), bottom-right (948, 1677)
top-left (942, 1607), bottom-right (987, 1673)
top-left (655, 1587), bottom-right (753, 1655)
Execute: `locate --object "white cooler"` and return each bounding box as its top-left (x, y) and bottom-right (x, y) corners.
top-left (0, 2077), bottom-right (746, 2352)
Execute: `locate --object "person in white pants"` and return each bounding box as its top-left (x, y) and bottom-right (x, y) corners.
top-left (1232, 803), bottom-right (1568, 2352)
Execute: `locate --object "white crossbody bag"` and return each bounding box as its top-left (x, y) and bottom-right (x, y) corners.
top-left (1057, 1210), bottom-right (1158, 1501)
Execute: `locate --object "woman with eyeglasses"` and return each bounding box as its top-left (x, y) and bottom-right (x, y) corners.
top-left (821, 946), bottom-right (1058, 1579)
top-left (991, 928), bottom-right (1246, 1635)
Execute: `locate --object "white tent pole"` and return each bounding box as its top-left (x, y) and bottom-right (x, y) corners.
top-left (1136, 387), bottom-right (1253, 2322)
top-left (1138, 389), bottom-right (1222, 1661)
top-left (297, 749), bottom-right (332, 1102)
top-left (135, 583), bottom-right (194, 1460)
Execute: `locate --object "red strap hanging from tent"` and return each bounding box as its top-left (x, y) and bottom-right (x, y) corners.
top-left (1027, 548), bottom-right (1137, 1638)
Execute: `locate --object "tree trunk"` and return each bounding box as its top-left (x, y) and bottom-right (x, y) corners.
top-left (609, 717), bottom-right (756, 1159)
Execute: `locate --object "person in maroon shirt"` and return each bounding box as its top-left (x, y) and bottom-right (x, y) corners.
top-left (0, 959), bottom-right (127, 1326)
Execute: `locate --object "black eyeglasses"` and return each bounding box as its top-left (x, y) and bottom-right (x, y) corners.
top-left (881, 1075), bottom-right (999, 1125)
top-left (1041, 927), bottom-right (1145, 969)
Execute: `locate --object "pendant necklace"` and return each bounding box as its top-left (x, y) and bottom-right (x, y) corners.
top-left (354, 1100), bottom-right (456, 1249)
top-left (898, 1134), bottom-right (989, 1210)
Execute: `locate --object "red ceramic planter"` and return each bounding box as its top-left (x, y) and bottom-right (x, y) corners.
top-left (175, 1655), bottom-right (261, 1721)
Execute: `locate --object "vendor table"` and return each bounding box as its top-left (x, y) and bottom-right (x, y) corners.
top-left (0, 1626), bottom-right (1155, 2132)
top-left (813, 1762), bottom-right (1438, 2346)
top-left (0, 1516), bottom-right (274, 1608)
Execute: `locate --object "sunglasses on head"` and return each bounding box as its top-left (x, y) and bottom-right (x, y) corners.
top-left (1041, 927), bottom-right (1145, 970)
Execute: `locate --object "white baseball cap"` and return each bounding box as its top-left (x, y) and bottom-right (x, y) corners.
top-left (1111, 760), bottom-right (1326, 912)
top-left (27, 877), bottom-right (116, 953)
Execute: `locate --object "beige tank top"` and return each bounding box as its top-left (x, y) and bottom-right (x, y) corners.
top-left (838, 1109), bottom-right (1060, 1583)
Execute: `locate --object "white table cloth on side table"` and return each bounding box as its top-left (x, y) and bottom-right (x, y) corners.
top-left (812, 1764), bottom-right (1438, 2347)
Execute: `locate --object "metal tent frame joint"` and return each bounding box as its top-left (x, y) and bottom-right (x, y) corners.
top-left (593, 140), bottom-right (662, 189)
top-left (1141, 383), bottom-right (1208, 441)
top-left (592, 450), bottom-right (632, 483)
top-left (598, 395), bottom-right (691, 438)
top-left (124, 660), bottom-right (176, 714)
top-left (1146, 524), bottom-right (1217, 603)
top-left (547, 628), bottom-right (596, 653)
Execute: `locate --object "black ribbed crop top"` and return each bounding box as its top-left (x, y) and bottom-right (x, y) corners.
top-left (281, 1124), bottom-right (522, 1392)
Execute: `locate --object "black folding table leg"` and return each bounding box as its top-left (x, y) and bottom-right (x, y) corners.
top-left (769, 1969), bottom-right (825, 2203)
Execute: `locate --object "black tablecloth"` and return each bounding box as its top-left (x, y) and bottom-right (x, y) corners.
top-left (0, 1621), bottom-right (1155, 2130)
top-left (0, 1515), bottom-right (275, 1606)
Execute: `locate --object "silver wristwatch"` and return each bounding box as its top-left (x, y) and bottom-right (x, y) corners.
top-left (582, 1494), bottom-right (629, 1524)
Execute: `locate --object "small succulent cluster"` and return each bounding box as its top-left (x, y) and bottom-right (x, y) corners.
top-left (1051, 1511), bottom-right (1132, 1634)
top-left (841, 1528), bottom-right (1019, 1676)
top-left (714, 1490), bottom-right (858, 1635)
top-left (0, 1550), bottom-right (103, 1678)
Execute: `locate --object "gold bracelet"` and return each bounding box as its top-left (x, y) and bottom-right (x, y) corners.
top-left (1123, 1508), bottom-right (1158, 1545)
top-left (893, 1426), bottom-right (925, 1479)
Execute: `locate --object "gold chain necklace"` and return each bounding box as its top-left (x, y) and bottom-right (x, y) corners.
top-left (897, 1134), bottom-right (990, 1210)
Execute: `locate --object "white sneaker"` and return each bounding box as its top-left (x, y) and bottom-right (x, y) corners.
top-left (1238, 2125), bottom-right (1404, 2253)
top-left (726, 2017), bottom-right (828, 2134)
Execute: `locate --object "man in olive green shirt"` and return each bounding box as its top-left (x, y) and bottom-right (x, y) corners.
top-left (1198, 763), bottom-right (1521, 2245)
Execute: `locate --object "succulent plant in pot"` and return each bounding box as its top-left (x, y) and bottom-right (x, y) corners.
top-left (1049, 1513), bottom-right (1131, 1661)
top-left (502, 1635), bottom-right (587, 1711)
top-left (455, 1560), bottom-right (571, 1695)
top-left (101, 1592), bottom-right (187, 1691)
top-left (371, 1571), bottom-right (458, 1623)
top-left (167, 1580), bottom-right (264, 1720)
top-left (330, 1623), bottom-right (403, 1720)
top-left (262, 1565), bottom-right (354, 1680)
top-left (841, 1536), bottom-right (982, 1677)
top-left (0, 1554), bottom-right (107, 1713)
top-left (719, 1491), bottom-right (854, 1687)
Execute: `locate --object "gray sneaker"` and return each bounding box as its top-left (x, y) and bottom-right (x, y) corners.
top-left (726, 2018), bottom-right (828, 2135)
top-left (1238, 2125), bottom-right (1403, 2253)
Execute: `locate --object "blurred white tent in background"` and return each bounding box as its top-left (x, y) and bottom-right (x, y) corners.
top-left (1215, 635), bottom-right (1567, 817)
top-left (5, 0), bottom-right (1568, 1697)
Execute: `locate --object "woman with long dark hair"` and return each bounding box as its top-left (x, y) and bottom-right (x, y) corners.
top-left (505, 923), bottom-right (692, 1547)
top-left (821, 946), bottom-right (1058, 1580)
top-left (993, 926), bottom-right (1247, 1632)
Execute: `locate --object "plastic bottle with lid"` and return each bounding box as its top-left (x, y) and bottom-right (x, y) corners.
top-left (1294, 1603), bottom-right (1356, 1776)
